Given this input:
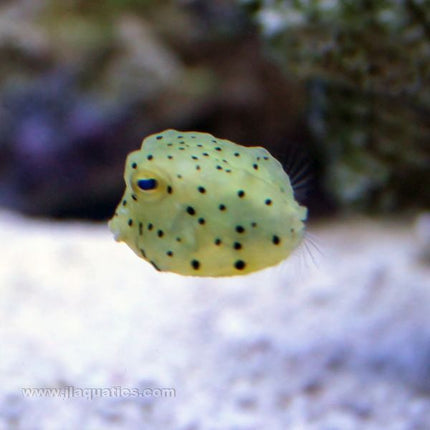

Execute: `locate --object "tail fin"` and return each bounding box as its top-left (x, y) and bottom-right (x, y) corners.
top-left (283, 143), bottom-right (314, 202)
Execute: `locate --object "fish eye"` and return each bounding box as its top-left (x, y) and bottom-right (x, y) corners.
top-left (137, 178), bottom-right (158, 191)
top-left (129, 164), bottom-right (168, 199)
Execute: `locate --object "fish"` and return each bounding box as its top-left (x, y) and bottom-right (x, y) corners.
top-left (109, 129), bottom-right (307, 277)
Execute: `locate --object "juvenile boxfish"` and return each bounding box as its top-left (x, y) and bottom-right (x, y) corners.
top-left (109, 130), bottom-right (307, 276)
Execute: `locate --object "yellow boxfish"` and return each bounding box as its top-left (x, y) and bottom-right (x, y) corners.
top-left (109, 130), bottom-right (307, 277)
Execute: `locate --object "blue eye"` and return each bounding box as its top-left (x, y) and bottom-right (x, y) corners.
top-left (137, 178), bottom-right (158, 190)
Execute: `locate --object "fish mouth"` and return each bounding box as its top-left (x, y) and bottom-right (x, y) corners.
top-left (108, 217), bottom-right (123, 241)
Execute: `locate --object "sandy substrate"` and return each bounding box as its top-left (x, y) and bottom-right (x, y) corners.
top-left (0, 210), bottom-right (429, 429)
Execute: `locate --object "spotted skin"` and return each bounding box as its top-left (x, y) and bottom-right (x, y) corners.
top-left (109, 130), bottom-right (307, 277)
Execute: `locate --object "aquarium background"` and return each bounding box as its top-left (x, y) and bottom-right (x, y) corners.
top-left (0, 0), bottom-right (428, 219)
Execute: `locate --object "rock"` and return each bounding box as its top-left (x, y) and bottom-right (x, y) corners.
top-left (0, 1), bottom-right (321, 219)
top-left (243, 0), bottom-right (430, 211)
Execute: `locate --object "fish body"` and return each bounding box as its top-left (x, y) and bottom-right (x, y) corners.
top-left (109, 130), bottom-right (307, 276)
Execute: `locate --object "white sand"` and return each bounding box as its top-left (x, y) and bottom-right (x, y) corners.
top-left (0, 210), bottom-right (429, 429)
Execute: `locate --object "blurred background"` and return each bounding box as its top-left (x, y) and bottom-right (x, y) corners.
top-left (0, 0), bottom-right (428, 220)
top-left (0, 1), bottom-right (429, 429)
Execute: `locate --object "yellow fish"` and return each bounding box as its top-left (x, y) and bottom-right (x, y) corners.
top-left (109, 130), bottom-right (307, 276)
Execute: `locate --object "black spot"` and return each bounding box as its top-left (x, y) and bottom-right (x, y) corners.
top-left (147, 223), bottom-right (153, 230)
top-left (122, 200), bottom-right (127, 206)
top-left (191, 135), bottom-right (196, 139)
top-left (265, 199), bottom-right (272, 206)
top-left (166, 250), bottom-right (173, 257)
top-left (215, 147), bottom-right (222, 151)
top-left (167, 155), bottom-right (173, 159)
top-left (214, 238), bottom-right (222, 245)
top-left (140, 248), bottom-right (146, 258)
top-left (198, 217), bottom-right (205, 225)
top-left (216, 165), bottom-right (222, 170)
top-left (179, 141), bottom-right (185, 144)
top-left (290, 228), bottom-right (295, 233)
top-left (226, 169), bottom-right (231, 173)
top-left (253, 164), bottom-right (259, 170)
top-left (192, 155), bottom-right (199, 160)
top-left (233, 242), bottom-right (242, 250)
top-left (150, 261), bottom-right (161, 271)
top-left (147, 154), bottom-right (153, 160)
top-left (177, 174), bottom-right (183, 179)
top-left (202, 152), bottom-right (209, 157)
top-left (167, 185), bottom-right (173, 194)
top-left (211, 139), bottom-right (217, 143)
top-left (272, 235), bottom-right (280, 245)
top-left (234, 152), bottom-right (240, 157)
top-left (128, 219), bottom-right (133, 226)
top-left (219, 204), bottom-right (226, 211)
top-left (167, 143), bottom-right (173, 147)
top-left (139, 222), bottom-right (143, 235)
top-left (238, 190), bottom-right (245, 198)
top-left (179, 147), bottom-right (185, 150)
top-left (132, 194), bottom-right (137, 201)
top-left (196, 165), bottom-right (201, 170)
top-left (198, 186), bottom-right (206, 194)
top-left (176, 237), bottom-right (181, 242)
top-left (191, 259), bottom-right (200, 270)
top-left (187, 206), bottom-right (196, 215)
top-left (131, 162), bottom-right (137, 169)
top-left (251, 222), bottom-right (257, 228)
top-left (257, 157), bottom-right (261, 161)
top-left (234, 260), bottom-right (246, 270)
top-left (263, 156), bottom-right (269, 160)
top-left (177, 135), bottom-right (183, 139)
top-left (156, 135), bottom-right (163, 140)
top-left (197, 144), bottom-right (203, 148)
top-left (157, 230), bottom-right (164, 238)
top-left (236, 225), bottom-right (245, 233)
